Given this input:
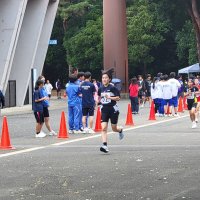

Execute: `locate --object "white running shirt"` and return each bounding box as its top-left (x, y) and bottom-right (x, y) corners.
top-left (168, 78), bottom-right (181, 97)
top-left (156, 81), bottom-right (164, 99)
top-left (162, 81), bottom-right (172, 100)
top-left (45, 83), bottom-right (53, 95)
top-left (151, 82), bottom-right (159, 99)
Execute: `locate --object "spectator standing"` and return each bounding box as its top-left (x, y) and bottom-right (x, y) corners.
top-left (66, 75), bottom-right (82, 134)
top-left (55, 79), bottom-right (62, 99)
top-left (81, 72), bottom-right (96, 133)
top-left (129, 78), bottom-right (139, 114)
top-left (0, 89), bottom-right (5, 109)
top-left (151, 77), bottom-right (159, 115)
top-left (38, 75), bottom-right (57, 136)
top-left (92, 79), bottom-right (99, 106)
top-left (168, 72), bottom-right (181, 116)
top-left (144, 74), bottom-right (152, 107)
top-left (33, 80), bottom-right (46, 138)
top-left (45, 80), bottom-right (53, 98)
top-left (138, 75), bottom-right (145, 107)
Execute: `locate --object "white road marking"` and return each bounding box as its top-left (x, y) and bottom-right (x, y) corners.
top-left (0, 115), bottom-right (189, 158)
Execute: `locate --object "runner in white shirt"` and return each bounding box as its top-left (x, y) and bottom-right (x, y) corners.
top-left (45, 80), bottom-right (53, 98)
top-left (168, 72), bottom-right (181, 116)
top-left (162, 75), bottom-right (173, 116)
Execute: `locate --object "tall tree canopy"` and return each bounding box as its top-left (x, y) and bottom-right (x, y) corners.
top-left (44, 0), bottom-right (200, 82)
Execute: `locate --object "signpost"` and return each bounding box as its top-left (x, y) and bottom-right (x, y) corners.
top-left (49, 40), bottom-right (57, 45)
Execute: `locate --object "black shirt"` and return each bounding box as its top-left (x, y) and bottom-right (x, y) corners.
top-left (184, 86), bottom-right (199, 100)
top-left (98, 84), bottom-right (120, 106)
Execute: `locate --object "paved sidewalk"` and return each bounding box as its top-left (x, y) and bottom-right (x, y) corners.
top-left (1, 97), bottom-right (67, 116)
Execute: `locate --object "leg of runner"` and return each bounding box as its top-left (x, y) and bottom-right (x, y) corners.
top-left (111, 124), bottom-right (124, 140)
top-left (100, 122), bottom-right (109, 153)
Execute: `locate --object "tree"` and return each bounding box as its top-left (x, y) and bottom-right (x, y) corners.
top-left (127, 0), bottom-right (169, 74)
top-left (186, 0), bottom-right (200, 63)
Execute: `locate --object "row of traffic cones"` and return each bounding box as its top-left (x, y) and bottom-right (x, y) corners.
top-left (0, 96), bottom-right (188, 150)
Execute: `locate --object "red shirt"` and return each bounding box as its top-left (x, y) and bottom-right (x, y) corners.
top-left (129, 84), bottom-right (139, 97)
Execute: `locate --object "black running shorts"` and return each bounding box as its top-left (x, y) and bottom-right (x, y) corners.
top-left (82, 106), bottom-right (95, 116)
top-left (101, 106), bottom-right (119, 124)
top-left (187, 99), bottom-right (197, 110)
top-left (34, 112), bottom-right (44, 124)
top-left (43, 107), bottom-right (49, 118)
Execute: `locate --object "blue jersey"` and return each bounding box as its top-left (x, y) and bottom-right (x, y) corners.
top-left (80, 81), bottom-right (96, 107)
top-left (39, 87), bottom-right (49, 107)
top-left (66, 83), bottom-right (82, 106)
top-left (33, 90), bottom-right (43, 112)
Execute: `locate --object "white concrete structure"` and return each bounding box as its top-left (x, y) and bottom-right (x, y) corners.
top-left (0, 0), bottom-right (59, 107)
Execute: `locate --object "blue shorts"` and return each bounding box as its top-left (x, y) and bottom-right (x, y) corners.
top-left (169, 96), bottom-right (178, 107)
top-left (163, 99), bottom-right (171, 106)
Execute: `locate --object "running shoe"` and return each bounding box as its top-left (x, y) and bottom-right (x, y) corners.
top-left (49, 130), bottom-right (57, 136)
top-left (88, 128), bottom-right (95, 134)
top-left (74, 130), bottom-right (82, 134)
top-left (35, 132), bottom-right (46, 138)
top-left (119, 126), bottom-right (124, 140)
top-left (155, 113), bottom-right (160, 117)
top-left (100, 145), bottom-right (109, 153)
top-left (69, 130), bottom-right (74, 134)
top-left (174, 113), bottom-right (180, 117)
top-left (192, 121), bottom-right (197, 129)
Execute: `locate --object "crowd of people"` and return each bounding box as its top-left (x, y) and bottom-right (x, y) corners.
top-left (33, 69), bottom-right (124, 153)
top-left (129, 72), bottom-right (200, 129)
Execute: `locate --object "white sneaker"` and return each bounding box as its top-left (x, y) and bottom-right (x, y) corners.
top-left (155, 113), bottom-right (160, 117)
top-left (168, 114), bottom-right (172, 117)
top-left (88, 128), bottom-right (95, 134)
top-left (164, 114), bottom-right (168, 117)
top-left (100, 145), bottom-right (109, 153)
top-left (74, 130), bottom-right (82, 134)
top-left (83, 128), bottom-right (89, 134)
top-left (192, 121), bottom-right (197, 129)
top-left (195, 118), bottom-right (198, 123)
top-left (69, 130), bottom-right (74, 134)
top-left (35, 132), bottom-right (46, 138)
top-left (49, 130), bottom-right (57, 136)
top-left (174, 113), bottom-right (180, 117)
top-left (159, 114), bottom-right (164, 117)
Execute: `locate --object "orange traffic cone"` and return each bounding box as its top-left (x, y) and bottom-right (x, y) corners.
top-left (183, 96), bottom-right (188, 110)
top-left (125, 104), bottom-right (134, 126)
top-left (94, 107), bottom-right (102, 132)
top-left (0, 116), bottom-right (15, 149)
top-left (149, 101), bottom-right (156, 120)
top-left (58, 111), bottom-right (69, 138)
top-left (178, 97), bottom-right (183, 112)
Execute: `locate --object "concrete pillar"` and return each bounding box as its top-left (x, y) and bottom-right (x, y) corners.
top-left (9, 0), bottom-right (49, 106)
top-left (0, 0), bottom-right (28, 93)
top-left (29, 0), bottom-right (60, 103)
top-left (103, 0), bottom-right (128, 92)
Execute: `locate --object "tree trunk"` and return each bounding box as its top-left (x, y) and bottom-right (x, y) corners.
top-left (187, 0), bottom-right (200, 63)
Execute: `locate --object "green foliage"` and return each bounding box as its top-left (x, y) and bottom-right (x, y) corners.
top-left (64, 17), bottom-right (103, 72)
top-left (127, 0), bottom-right (169, 65)
top-left (176, 20), bottom-right (198, 65)
top-left (44, 0), bottom-right (200, 81)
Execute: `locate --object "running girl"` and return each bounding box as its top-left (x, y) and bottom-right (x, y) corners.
top-left (98, 72), bottom-right (124, 153)
top-left (184, 79), bottom-right (199, 129)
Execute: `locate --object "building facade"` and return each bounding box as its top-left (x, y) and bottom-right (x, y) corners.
top-left (0, 0), bottom-right (59, 107)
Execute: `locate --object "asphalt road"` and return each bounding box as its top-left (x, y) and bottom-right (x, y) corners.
top-left (0, 101), bottom-right (200, 200)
